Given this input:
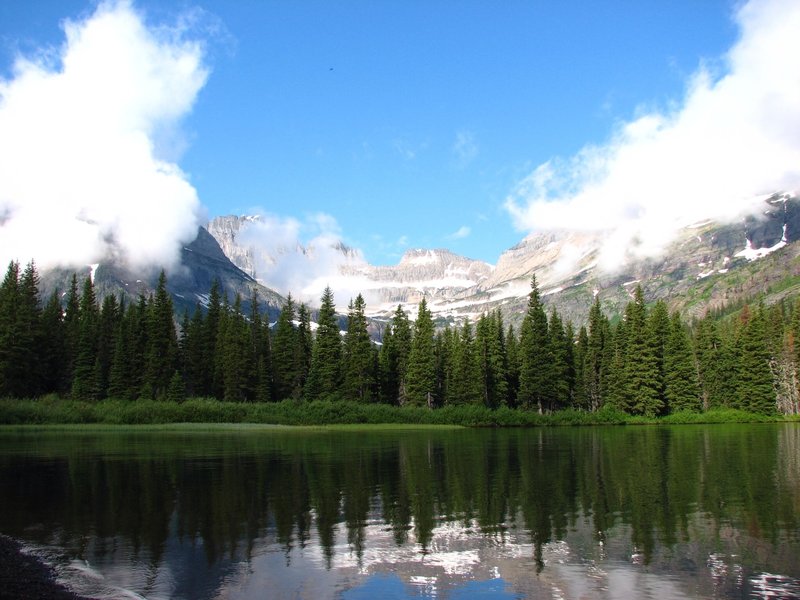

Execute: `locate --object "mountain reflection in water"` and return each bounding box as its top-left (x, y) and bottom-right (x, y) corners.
top-left (0, 425), bottom-right (798, 599)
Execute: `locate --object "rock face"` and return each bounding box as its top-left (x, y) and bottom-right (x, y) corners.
top-left (41, 226), bottom-right (286, 321)
top-left (208, 194), bottom-right (800, 327)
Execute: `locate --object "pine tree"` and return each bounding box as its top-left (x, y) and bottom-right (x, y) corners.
top-left (0, 261), bottom-right (20, 397)
top-left (296, 303), bottom-right (313, 391)
top-left (518, 276), bottom-right (552, 412)
top-left (202, 280), bottom-right (222, 396)
top-left (621, 286), bottom-right (662, 416)
top-left (40, 290), bottom-right (67, 395)
top-left (222, 294), bottom-right (249, 401)
top-left (505, 324), bottom-right (520, 407)
top-left (272, 294), bottom-right (301, 400)
top-left (342, 294), bottom-right (374, 402)
top-left (458, 319), bottom-right (482, 405)
top-left (62, 274), bottom-right (81, 393)
top-left (142, 271), bottom-right (178, 399)
top-left (584, 297), bottom-right (608, 411)
top-left (248, 290), bottom-right (272, 402)
top-left (391, 305), bottom-right (413, 404)
top-left (306, 287), bottom-right (342, 400)
top-left (94, 294), bottom-right (120, 399)
top-left (646, 300), bottom-right (671, 410)
top-left (573, 325), bottom-right (589, 410)
top-left (166, 370), bottom-right (187, 403)
top-left (548, 309), bottom-right (571, 411)
top-left (736, 304), bottom-right (776, 414)
top-left (475, 311), bottom-right (508, 408)
top-left (182, 305), bottom-right (206, 397)
top-left (664, 312), bottom-right (701, 412)
top-left (405, 298), bottom-right (436, 407)
top-left (71, 277), bottom-right (99, 400)
top-left (16, 261), bottom-right (43, 397)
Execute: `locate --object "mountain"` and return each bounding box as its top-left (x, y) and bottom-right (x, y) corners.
top-left (209, 194), bottom-right (800, 328)
top-left (40, 226), bottom-right (286, 320)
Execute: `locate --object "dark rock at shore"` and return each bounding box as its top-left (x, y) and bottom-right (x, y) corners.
top-left (0, 535), bottom-right (93, 600)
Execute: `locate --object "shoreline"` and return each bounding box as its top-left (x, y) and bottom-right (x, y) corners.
top-left (0, 535), bottom-right (93, 600)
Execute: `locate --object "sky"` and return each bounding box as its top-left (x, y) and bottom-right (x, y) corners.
top-left (0, 0), bottom-right (798, 278)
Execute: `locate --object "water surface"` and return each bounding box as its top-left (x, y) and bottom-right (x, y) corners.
top-left (0, 424), bottom-right (798, 599)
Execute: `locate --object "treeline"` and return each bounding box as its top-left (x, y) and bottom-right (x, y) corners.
top-left (1, 260), bottom-right (798, 415)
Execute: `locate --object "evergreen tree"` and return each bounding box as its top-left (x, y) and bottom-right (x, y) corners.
top-left (342, 294), bottom-right (374, 402)
top-left (16, 262), bottom-right (43, 397)
top-left (621, 286), bottom-right (662, 416)
top-left (448, 319), bottom-right (481, 405)
top-left (405, 298), bottom-right (436, 407)
top-left (585, 297), bottom-right (609, 411)
top-left (391, 305), bottom-right (413, 404)
top-left (182, 305), bottom-right (206, 397)
top-left (505, 324), bottom-right (520, 407)
top-left (62, 274), bottom-right (81, 393)
top-left (646, 300), bottom-right (671, 410)
top-left (142, 271), bottom-right (178, 399)
top-left (0, 261), bottom-right (20, 397)
top-left (71, 277), bottom-right (99, 400)
top-left (475, 312), bottom-right (508, 408)
top-left (202, 279), bottom-right (223, 396)
top-left (573, 325), bottom-right (589, 410)
top-left (378, 323), bottom-right (396, 404)
top-left (664, 312), bottom-right (701, 412)
top-left (222, 294), bottom-right (249, 401)
top-left (272, 294), bottom-right (302, 400)
top-left (736, 304), bottom-right (776, 414)
top-left (248, 290), bottom-right (272, 402)
top-left (94, 294), bottom-right (120, 399)
top-left (40, 290), bottom-right (67, 395)
top-left (296, 303), bottom-right (313, 391)
top-left (517, 276), bottom-right (552, 412)
top-left (166, 370), bottom-right (186, 403)
top-left (306, 287), bottom-right (342, 400)
top-left (548, 309), bottom-right (571, 411)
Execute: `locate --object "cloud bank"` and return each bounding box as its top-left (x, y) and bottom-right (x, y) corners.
top-left (505, 0), bottom-right (800, 268)
top-left (237, 212), bottom-right (370, 309)
top-left (0, 0), bottom-right (209, 272)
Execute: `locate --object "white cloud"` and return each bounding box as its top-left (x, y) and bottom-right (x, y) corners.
top-left (505, 0), bottom-right (800, 269)
top-left (452, 130), bottom-right (478, 168)
top-left (0, 0), bottom-right (209, 272)
top-left (236, 212), bottom-right (370, 310)
top-left (447, 225), bottom-right (471, 240)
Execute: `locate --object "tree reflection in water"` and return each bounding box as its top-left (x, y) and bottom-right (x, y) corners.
top-left (0, 425), bottom-right (798, 599)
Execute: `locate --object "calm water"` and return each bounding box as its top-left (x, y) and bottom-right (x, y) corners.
top-left (0, 424), bottom-right (799, 599)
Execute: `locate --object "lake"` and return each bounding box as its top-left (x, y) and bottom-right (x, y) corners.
top-left (0, 424), bottom-right (798, 599)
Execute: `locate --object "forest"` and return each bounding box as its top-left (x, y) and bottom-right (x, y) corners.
top-left (0, 259), bottom-right (798, 417)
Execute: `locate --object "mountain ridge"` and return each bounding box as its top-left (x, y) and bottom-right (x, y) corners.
top-left (207, 193), bottom-right (800, 327)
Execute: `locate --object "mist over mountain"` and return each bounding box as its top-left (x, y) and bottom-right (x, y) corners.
top-left (209, 194), bottom-right (800, 328)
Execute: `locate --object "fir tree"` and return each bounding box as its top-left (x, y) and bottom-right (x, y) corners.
top-left (736, 304), bottom-right (776, 414)
top-left (584, 296), bottom-right (608, 411)
top-left (40, 290), bottom-right (67, 395)
top-left (342, 294), bottom-right (374, 402)
top-left (306, 287), bottom-right (342, 400)
top-left (222, 294), bottom-right (249, 401)
top-left (405, 298), bottom-right (436, 407)
top-left (517, 276), bottom-right (552, 413)
top-left (548, 309), bottom-right (571, 411)
top-left (272, 294), bottom-right (301, 400)
top-left (622, 286), bottom-right (662, 416)
top-left (63, 274), bottom-right (81, 393)
top-left (71, 277), bottom-right (99, 400)
top-left (142, 271), bottom-right (178, 399)
top-left (449, 319), bottom-right (481, 405)
top-left (0, 261), bottom-right (20, 397)
top-left (664, 312), bottom-right (701, 412)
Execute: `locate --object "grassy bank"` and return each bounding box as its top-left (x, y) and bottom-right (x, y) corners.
top-left (0, 396), bottom-right (796, 427)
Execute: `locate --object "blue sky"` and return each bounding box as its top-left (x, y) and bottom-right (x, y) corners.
top-left (0, 0), bottom-right (786, 269)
